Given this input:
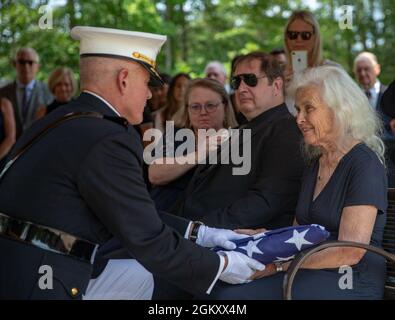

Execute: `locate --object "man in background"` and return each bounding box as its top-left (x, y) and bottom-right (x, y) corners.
top-left (0, 47), bottom-right (52, 139)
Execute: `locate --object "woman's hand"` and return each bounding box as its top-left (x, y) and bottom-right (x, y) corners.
top-left (250, 263), bottom-right (277, 280)
top-left (250, 261), bottom-right (291, 280)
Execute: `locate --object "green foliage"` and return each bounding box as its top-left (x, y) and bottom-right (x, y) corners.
top-left (0, 0), bottom-right (394, 84)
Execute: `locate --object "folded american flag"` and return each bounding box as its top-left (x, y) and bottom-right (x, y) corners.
top-left (217, 224), bottom-right (330, 264)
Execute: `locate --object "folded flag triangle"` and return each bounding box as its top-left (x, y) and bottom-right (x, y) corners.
top-left (216, 224), bottom-right (330, 264)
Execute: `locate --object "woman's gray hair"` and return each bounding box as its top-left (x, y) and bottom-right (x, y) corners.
top-left (287, 65), bottom-right (385, 163)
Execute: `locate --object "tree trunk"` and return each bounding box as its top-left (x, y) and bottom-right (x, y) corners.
top-left (66, 0), bottom-right (76, 29)
top-left (368, 0), bottom-right (378, 50)
top-left (329, 0), bottom-right (337, 60)
top-left (179, 2), bottom-right (188, 62)
top-left (164, 0), bottom-right (174, 73)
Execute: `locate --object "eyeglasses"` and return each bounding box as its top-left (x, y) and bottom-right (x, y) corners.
top-left (286, 30), bottom-right (314, 41)
top-left (16, 59), bottom-right (37, 66)
top-left (188, 101), bottom-right (222, 114)
top-left (230, 73), bottom-right (267, 90)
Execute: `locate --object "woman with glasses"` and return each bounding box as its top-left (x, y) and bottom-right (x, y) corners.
top-left (149, 78), bottom-right (237, 211)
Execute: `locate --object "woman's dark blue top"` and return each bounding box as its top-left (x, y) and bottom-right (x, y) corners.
top-left (296, 143), bottom-right (387, 246)
top-left (295, 143), bottom-right (387, 296)
top-left (209, 143), bottom-right (388, 300)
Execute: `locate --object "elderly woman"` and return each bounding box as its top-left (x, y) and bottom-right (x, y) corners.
top-left (45, 67), bottom-right (77, 114)
top-left (149, 78), bottom-right (237, 211)
top-left (209, 66), bottom-right (387, 300)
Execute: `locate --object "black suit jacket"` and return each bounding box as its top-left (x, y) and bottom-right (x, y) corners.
top-left (376, 83), bottom-right (387, 110)
top-left (173, 103), bottom-right (305, 229)
top-left (0, 93), bottom-right (219, 299)
top-left (381, 79), bottom-right (395, 118)
top-left (374, 84), bottom-right (394, 138)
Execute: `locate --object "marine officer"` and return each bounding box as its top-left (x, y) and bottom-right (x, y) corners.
top-left (0, 26), bottom-right (264, 299)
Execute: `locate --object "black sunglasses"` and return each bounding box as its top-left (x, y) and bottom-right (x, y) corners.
top-left (16, 59), bottom-right (37, 66)
top-left (287, 30), bottom-right (314, 41)
top-left (230, 73), bottom-right (267, 90)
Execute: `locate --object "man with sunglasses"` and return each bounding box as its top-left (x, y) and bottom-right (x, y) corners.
top-left (181, 51), bottom-right (303, 230)
top-left (0, 48), bottom-right (52, 140)
top-left (154, 52), bottom-right (304, 299)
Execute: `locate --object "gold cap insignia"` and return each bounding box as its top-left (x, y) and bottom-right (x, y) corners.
top-left (132, 52), bottom-right (156, 68)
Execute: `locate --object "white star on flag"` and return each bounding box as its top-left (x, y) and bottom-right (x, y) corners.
top-left (239, 240), bottom-right (264, 257)
top-left (284, 229), bottom-right (312, 250)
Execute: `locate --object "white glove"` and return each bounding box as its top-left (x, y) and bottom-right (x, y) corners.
top-left (218, 251), bottom-right (265, 284)
top-left (196, 225), bottom-right (250, 250)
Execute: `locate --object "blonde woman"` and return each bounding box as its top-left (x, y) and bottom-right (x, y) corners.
top-left (284, 11), bottom-right (323, 71)
top-left (46, 67), bottom-right (77, 114)
top-left (284, 10), bottom-right (340, 114)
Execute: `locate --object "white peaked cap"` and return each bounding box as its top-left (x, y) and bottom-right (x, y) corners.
top-left (71, 26), bottom-right (167, 86)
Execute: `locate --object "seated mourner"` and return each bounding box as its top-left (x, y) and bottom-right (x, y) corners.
top-left (148, 78), bottom-right (238, 211)
top-left (171, 52), bottom-right (305, 230)
top-left (208, 66), bottom-right (387, 300)
top-left (152, 52), bottom-right (306, 299)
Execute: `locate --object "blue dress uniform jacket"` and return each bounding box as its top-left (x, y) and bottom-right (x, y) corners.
top-left (0, 93), bottom-right (220, 299)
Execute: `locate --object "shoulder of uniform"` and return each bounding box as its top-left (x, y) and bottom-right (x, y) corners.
top-left (102, 115), bottom-right (130, 130)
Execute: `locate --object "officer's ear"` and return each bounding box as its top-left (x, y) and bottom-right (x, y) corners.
top-left (117, 68), bottom-right (130, 94)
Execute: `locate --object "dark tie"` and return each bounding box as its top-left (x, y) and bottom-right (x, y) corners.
top-left (365, 89), bottom-right (372, 99)
top-left (21, 86), bottom-right (29, 122)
